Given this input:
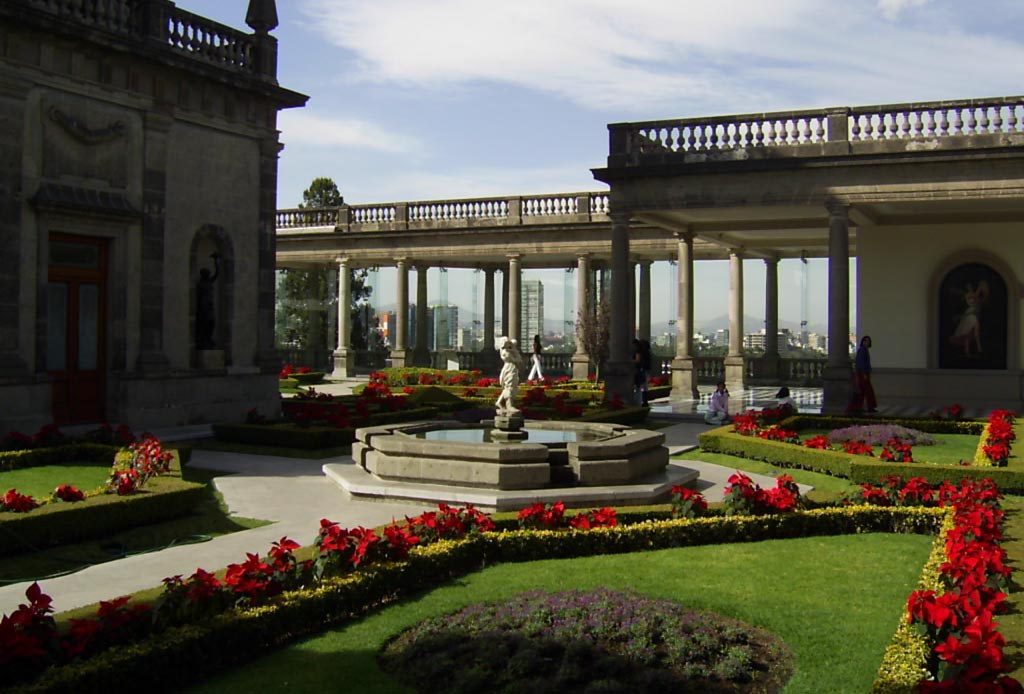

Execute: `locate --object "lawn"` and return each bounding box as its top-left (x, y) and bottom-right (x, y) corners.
top-left (0, 466), bottom-right (269, 585)
top-left (0, 461), bottom-right (110, 499)
top-left (192, 533), bottom-right (933, 694)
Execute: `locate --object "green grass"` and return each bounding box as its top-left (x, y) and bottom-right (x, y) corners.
top-left (192, 533), bottom-right (931, 694)
top-left (0, 461), bottom-right (110, 499)
top-left (680, 449), bottom-right (862, 502)
top-left (0, 466), bottom-right (269, 586)
top-left (994, 495), bottom-right (1024, 682)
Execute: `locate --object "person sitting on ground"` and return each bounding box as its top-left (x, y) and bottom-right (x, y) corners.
top-left (705, 381), bottom-right (731, 425)
top-left (775, 386), bottom-right (796, 414)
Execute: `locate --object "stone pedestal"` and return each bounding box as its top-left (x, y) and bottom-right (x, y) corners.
top-left (195, 349), bottom-right (225, 370)
top-left (333, 348), bottom-right (355, 377)
top-left (492, 412), bottom-right (527, 442)
top-left (571, 354), bottom-right (591, 381)
top-left (822, 364), bottom-right (852, 414)
top-left (670, 357), bottom-right (698, 399)
top-left (389, 348), bottom-right (409, 368)
top-left (724, 355), bottom-right (745, 392)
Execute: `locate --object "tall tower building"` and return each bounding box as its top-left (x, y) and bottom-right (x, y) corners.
top-left (521, 280), bottom-right (544, 344)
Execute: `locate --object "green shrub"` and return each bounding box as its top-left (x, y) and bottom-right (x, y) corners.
top-left (291, 372), bottom-right (325, 385)
top-left (278, 378), bottom-right (299, 389)
top-left (0, 444), bottom-right (117, 473)
top-left (0, 475), bottom-right (205, 556)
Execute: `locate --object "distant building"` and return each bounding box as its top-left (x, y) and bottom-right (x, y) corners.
top-left (521, 280), bottom-right (544, 344)
top-left (712, 329), bottom-right (730, 347)
top-left (431, 305), bottom-right (459, 350)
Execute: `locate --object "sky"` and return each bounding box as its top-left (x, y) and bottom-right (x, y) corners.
top-left (185, 0), bottom-right (1024, 334)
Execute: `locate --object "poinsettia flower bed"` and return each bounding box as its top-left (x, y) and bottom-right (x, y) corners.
top-left (973, 410), bottom-right (1017, 467)
top-left (873, 478), bottom-right (1020, 691)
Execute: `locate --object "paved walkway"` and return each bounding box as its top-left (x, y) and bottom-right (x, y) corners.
top-left (0, 420), bottom-right (794, 616)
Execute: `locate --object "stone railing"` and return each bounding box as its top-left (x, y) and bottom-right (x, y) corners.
top-left (608, 96), bottom-right (1024, 166)
top-left (275, 192), bottom-right (611, 234)
top-left (694, 356), bottom-right (725, 384)
top-left (780, 357), bottom-right (826, 385)
top-left (16, 0), bottom-right (267, 77)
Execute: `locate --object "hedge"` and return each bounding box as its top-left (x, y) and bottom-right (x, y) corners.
top-left (290, 372), bottom-right (325, 385)
top-left (15, 505), bottom-right (944, 693)
top-left (213, 407), bottom-right (439, 449)
top-left (699, 423), bottom-right (1024, 491)
top-left (0, 444), bottom-right (118, 473)
top-left (0, 462), bottom-right (204, 557)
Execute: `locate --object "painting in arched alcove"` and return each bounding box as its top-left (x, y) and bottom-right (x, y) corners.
top-left (938, 262), bottom-right (1008, 370)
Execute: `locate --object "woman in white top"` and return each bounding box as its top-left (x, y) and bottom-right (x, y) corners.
top-left (527, 334), bottom-right (544, 382)
top-left (776, 386), bottom-right (796, 410)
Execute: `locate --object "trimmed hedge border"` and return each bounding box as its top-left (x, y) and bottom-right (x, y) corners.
top-left (214, 407), bottom-right (440, 450)
top-left (0, 444), bottom-right (117, 473)
top-left (290, 372), bottom-right (325, 385)
top-left (0, 461), bottom-right (204, 556)
top-left (16, 506), bottom-right (944, 693)
top-left (698, 420), bottom-right (1024, 491)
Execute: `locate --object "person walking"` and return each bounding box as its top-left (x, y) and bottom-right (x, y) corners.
top-left (854, 335), bottom-right (878, 413)
top-left (527, 334), bottom-right (544, 382)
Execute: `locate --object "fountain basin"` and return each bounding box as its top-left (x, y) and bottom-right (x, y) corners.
top-left (351, 420), bottom-right (669, 490)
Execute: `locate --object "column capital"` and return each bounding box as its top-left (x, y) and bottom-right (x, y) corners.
top-left (414, 262), bottom-right (430, 271)
top-left (639, 258), bottom-right (653, 268)
top-left (728, 247), bottom-right (744, 258)
top-left (763, 254), bottom-right (780, 266)
top-left (576, 252), bottom-right (591, 262)
top-left (673, 228), bottom-right (694, 241)
top-left (506, 253), bottom-right (522, 262)
top-left (334, 255), bottom-right (350, 266)
top-left (825, 198), bottom-right (851, 217)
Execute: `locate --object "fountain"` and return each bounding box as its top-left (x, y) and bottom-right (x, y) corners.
top-left (324, 337), bottom-right (698, 510)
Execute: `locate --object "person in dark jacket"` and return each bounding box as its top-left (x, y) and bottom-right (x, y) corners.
top-left (853, 335), bottom-right (877, 413)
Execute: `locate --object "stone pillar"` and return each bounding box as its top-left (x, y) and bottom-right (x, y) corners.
top-left (724, 248), bottom-right (746, 391)
top-left (332, 257), bottom-right (354, 376)
top-left (412, 265), bottom-right (430, 366)
top-left (0, 77), bottom-right (28, 379)
top-left (605, 213), bottom-right (632, 399)
top-left (628, 260), bottom-right (637, 339)
top-left (501, 269), bottom-right (509, 339)
top-left (571, 254), bottom-right (591, 380)
top-left (507, 254), bottom-right (521, 345)
top-left (762, 256), bottom-right (781, 382)
top-left (671, 232), bottom-right (698, 398)
top-left (823, 201), bottom-right (852, 412)
top-left (391, 258), bottom-right (409, 367)
top-left (137, 112), bottom-right (174, 372)
top-left (479, 266), bottom-right (498, 371)
top-left (638, 260), bottom-right (652, 342)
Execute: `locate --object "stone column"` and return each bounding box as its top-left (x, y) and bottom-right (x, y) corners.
top-left (671, 232), bottom-right (698, 398)
top-left (724, 248), bottom-right (746, 391)
top-left (638, 260), bottom-right (652, 343)
top-left (571, 254), bottom-right (591, 380)
top-left (412, 264), bottom-right (430, 366)
top-left (479, 266), bottom-right (498, 371)
top-left (0, 77), bottom-right (28, 379)
top-left (507, 254), bottom-right (522, 345)
top-left (762, 256), bottom-right (781, 382)
top-left (390, 258), bottom-right (409, 367)
top-left (823, 201), bottom-right (852, 413)
top-left (138, 112), bottom-right (174, 372)
top-left (332, 257), bottom-right (354, 376)
top-left (501, 269), bottom-right (509, 339)
top-left (628, 260), bottom-right (637, 339)
top-left (605, 213), bottom-right (633, 399)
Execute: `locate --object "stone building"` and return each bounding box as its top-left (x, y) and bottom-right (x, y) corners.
top-left (0, 0), bottom-right (307, 431)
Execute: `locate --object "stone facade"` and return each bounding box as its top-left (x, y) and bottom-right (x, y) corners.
top-left (0, 1), bottom-right (306, 431)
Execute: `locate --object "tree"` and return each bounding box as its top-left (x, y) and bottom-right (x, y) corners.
top-left (275, 177), bottom-right (373, 353)
top-left (576, 289), bottom-right (610, 381)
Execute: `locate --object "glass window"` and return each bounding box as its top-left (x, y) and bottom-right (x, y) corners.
top-left (78, 284), bottom-right (99, 370)
top-left (47, 283), bottom-right (67, 371)
top-left (49, 240), bottom-right (100, 269)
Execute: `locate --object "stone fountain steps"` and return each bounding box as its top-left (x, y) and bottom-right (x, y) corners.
top-left (323, 461), bottom-right (700, 512)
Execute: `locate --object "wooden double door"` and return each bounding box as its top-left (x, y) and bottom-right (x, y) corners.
top-left (47, 234), bottom-right (108, 424)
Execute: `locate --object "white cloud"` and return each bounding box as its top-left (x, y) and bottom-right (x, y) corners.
top-left (298, 0), bottom-right (1024, 114)
top-left (877, 0), bottom-right (930, 20)
top-left (277, 110), bottom-right (422, 155)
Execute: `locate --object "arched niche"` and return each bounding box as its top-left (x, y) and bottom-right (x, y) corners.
top-left (928, 251), bottom-right (1019, 370)
top-left (188, 225), bottom-right (235, 367)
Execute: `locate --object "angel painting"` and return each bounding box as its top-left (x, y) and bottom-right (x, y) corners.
top-left (948, 280), bottom-right (989, 356)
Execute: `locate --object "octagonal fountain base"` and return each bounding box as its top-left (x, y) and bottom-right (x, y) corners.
top-left (323, 418), bottom-right (700, 511)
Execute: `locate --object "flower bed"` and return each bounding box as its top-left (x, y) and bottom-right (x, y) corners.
top-left (699, 411), bottom-right (1024, 491)
top-left (3, 502), bottom-right (948, 692)
top-left (973, 410), bottom-right (1016, 467)
top-left (380, 588), bottom-right (794, 692)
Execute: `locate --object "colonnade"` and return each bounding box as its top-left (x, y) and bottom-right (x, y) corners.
top-left (329, 202), bottom-right (852, 409)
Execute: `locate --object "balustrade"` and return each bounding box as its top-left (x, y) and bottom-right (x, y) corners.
top-left (610, 95), bottom-right (1024, 165)
top-left (17, 0), bottom-right (266, 76)
top-left (275, 192), bottom-right (612, 233)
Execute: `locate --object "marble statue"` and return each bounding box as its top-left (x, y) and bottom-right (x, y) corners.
top-left (494, 336), bottom-right (524, 414)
